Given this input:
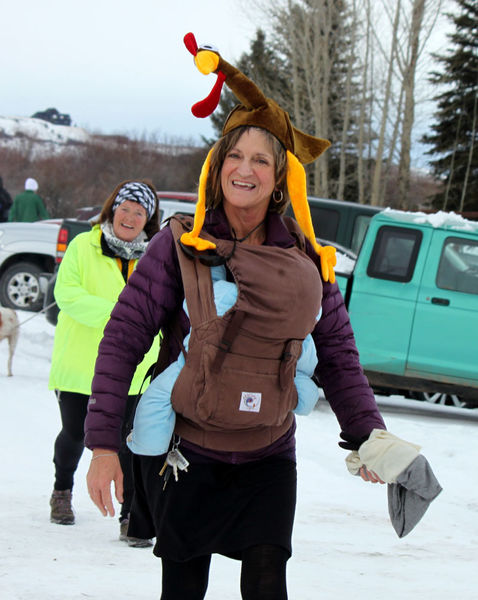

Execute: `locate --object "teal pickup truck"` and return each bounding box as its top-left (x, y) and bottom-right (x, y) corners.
top-left (336, 209), bottom-right (478, 408)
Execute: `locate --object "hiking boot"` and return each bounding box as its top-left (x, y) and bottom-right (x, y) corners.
top-left (119, 518), bottom-right (153, 548)
top-left (50, 489), bottom-right (75, 525)
top-left (119, 518), bottom-right (130, 542)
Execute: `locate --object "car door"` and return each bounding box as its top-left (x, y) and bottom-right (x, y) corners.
top-left (406, 231), bottom-right (478, 385)
top-left (347, 223), bottom-right (431, 375)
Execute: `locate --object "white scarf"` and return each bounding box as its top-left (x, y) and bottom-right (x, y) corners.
top-left (100, 221), bottom-right (148, 260)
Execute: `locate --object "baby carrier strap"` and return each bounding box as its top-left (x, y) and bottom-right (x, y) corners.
top-left (170, 215), bottom-right (246, 372)
top-left (211, 309), bottom-right (246, 373)
top-left (281, 215), bottom-right (307, 252)
top-left (169, 216), bottom-right (217, 327)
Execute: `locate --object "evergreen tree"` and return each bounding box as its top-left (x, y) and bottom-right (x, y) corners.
top-left (422, 0), bottom-right (478, 211)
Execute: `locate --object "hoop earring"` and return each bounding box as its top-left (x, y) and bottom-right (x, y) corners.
top-left (273, 189), bottom-right (283, 204)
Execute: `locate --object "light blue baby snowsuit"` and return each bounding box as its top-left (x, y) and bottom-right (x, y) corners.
top-left (127, 266), bottom-right (321, 456)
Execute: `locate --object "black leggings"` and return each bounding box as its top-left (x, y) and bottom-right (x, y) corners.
top-left (52, 390), bottom-right (136, 520)
top-left (160, 544), bottom-right (289, 600)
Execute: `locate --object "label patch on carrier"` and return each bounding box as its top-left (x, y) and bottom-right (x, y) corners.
top-left (239, 392), bottom-right (262, 413)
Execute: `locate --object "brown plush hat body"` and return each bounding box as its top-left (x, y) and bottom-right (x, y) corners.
top-left (181, 32), bottom-right (336, 283)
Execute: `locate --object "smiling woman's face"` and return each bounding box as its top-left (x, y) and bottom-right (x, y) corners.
top-left (112, 200), bottom-right (148, 242)
top-left (220, 128), bottom-right (276, 216)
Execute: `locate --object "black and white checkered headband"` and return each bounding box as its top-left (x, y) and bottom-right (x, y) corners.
top-left (113, 182), bottom-right (156, 220)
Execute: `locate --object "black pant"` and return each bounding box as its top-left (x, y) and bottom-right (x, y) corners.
top-left (160, 544), bottom-right (289, 600)
top-left (52, 390), bottom-right (137, 521)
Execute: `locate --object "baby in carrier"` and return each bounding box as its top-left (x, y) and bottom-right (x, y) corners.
top-left (127, 265), bottom-right (321, 456)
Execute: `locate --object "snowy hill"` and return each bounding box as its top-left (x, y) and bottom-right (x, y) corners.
top-left (0, 115), bottom-right (91, 157)
top-left (0, 115), bottom-right (200, 158)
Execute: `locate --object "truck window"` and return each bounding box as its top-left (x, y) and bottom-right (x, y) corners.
top-left (308, 206), bottom-right (340, 242)
top-left (350, 215), bottom-right (372, 254)
top-left (437, 237), bottom-right (478, 295)
top-left (367, 226), bottom-right (422, 282)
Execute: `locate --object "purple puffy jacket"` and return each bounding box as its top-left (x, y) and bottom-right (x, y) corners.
top-left (84, 207), bottom-right (385, 452)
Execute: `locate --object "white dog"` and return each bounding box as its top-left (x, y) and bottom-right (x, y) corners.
top-left (0, 307), bottom-right (19, 376)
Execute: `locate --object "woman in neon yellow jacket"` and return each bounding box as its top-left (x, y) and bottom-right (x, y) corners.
top-left (49, 180), bottom-right (160, 546)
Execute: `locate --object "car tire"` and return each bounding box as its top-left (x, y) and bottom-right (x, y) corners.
top-left (0, 261), bottom-right (44, 312)
top-left (421, 391), bottom-right (465, 409)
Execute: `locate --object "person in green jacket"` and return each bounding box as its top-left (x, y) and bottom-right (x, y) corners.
top-left (8, 177), bottom-right (49, 221)
top-left (48, 179), bottom-right (160, 547)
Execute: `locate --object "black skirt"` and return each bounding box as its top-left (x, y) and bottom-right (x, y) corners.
top-left (129, 449), bottom-right (297, 562)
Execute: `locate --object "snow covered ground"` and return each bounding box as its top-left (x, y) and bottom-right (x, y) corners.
top-left (1, 310), bottom-right (477, 599)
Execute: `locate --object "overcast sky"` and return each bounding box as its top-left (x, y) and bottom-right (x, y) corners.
top-left (1, 0), bottom-right (257, 143)
top-left (2, 0), bottom-right (455, 164)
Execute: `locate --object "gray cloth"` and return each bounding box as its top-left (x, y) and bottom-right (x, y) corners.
top-left (388, 454), bottom-right (442, 538)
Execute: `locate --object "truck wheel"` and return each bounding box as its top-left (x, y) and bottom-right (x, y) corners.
top-left (422, 392), bottom-right (465, 408)
top-left (0, 262), bottom-right (44, 312)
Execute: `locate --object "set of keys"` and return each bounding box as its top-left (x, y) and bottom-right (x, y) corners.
top-left (159, 437), bottom-right (190, 490)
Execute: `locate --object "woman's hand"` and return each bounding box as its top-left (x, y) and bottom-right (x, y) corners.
top-left (359, 465), bottom-right (385, 484)
top-left (86, 450), bottom-right (123, 517)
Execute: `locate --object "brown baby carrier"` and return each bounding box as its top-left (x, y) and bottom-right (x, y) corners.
top-left (169, 215), bottom-right (323, 452)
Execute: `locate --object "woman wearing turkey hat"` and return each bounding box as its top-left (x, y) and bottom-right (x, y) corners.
top-left (85, 34), bottom-right (386, 599)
